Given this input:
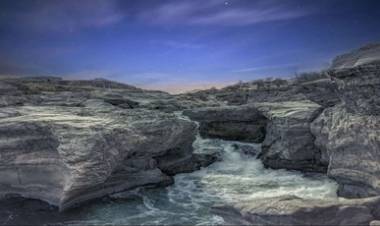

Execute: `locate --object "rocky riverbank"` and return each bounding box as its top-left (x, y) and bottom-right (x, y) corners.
top-left (0, 43), bottom-right (379, 225)
top-left (184, 43), bottom-right (380, 225)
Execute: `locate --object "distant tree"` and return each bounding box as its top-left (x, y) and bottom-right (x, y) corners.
top-left (272, 78), bottom-right (287, 87)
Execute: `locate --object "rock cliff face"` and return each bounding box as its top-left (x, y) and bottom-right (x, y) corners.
top-left (206, 44), bottom-right (380, 224)
top-left (312, 106), bottom-right (380, 198)
top-left (308, 60), bottom-right (380, 199)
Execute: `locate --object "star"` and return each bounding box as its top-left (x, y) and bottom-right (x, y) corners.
top-left (224, 1), bottom-right (229, 6)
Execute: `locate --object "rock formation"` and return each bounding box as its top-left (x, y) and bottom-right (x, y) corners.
top-left (0, 77), bottom-right (215, 211)
top-left (310, 61), bottom-right (380, 198)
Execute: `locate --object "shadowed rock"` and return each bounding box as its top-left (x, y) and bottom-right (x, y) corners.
top-left (256, 101), bottom-right (326, 173)
top-left (183, 105), bottom-right (267, 143)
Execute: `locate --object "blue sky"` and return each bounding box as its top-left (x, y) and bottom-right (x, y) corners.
top-left (0, 0), bottom-right (380, 93)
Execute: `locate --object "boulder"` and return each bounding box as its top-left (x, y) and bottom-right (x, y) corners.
top-left (0, 105), bottom-right (199, 211)
top-left (311, 105), bottom-right (380, 198)
top-left (213, 195), bottom-right (380, 226)
top-left (183, 105), bottom-right (267, 143)
top-left (256, 101), bottom-right (326, 173)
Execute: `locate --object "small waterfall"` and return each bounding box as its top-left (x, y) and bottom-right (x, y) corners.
top-left (80, 135), bottom-right (338, 225)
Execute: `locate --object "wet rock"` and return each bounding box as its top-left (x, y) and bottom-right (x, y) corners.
top-left (213, 195), bottom-right (380, 226)
top-left (231, 143), bottom-right (261, 156)
top-left (156, 153), bottom-right (218, 176)
top-left (256, 101), bottom-right (326, 173)
top-left (183, 105), bottom-right (267, 143)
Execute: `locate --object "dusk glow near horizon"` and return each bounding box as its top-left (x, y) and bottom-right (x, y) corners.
top-left (0, 0), bottom-right (380, 93)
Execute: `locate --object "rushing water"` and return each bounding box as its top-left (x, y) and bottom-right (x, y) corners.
top-left (52, 136), bottom-right (338, 226)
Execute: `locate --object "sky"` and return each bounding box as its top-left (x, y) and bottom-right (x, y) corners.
top-left (0, 0), bottom-right (380, 93)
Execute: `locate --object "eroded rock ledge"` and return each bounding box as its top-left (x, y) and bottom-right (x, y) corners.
top-left (0, 105), bottom-right (209, 211)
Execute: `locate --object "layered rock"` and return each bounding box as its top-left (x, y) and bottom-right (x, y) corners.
top-left (256, 101), bottom-right (326, 172)
top-left (311, 105), bottom-right (380, 198)
top-left (213, 195), bottom-right (380, 225)
top-left (308, 51), bottom-right (380, 198)
top-left (183, 105), bottom-right (267, 143)
top-left (0, 105), bottom-right (201, 211)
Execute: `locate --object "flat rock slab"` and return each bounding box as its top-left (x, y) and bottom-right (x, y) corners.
top-left (213, 195), bottom-right (380, 226)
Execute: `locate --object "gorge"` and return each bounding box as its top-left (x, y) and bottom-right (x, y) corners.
top-left (0, 43), bottom-right (380, 225)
